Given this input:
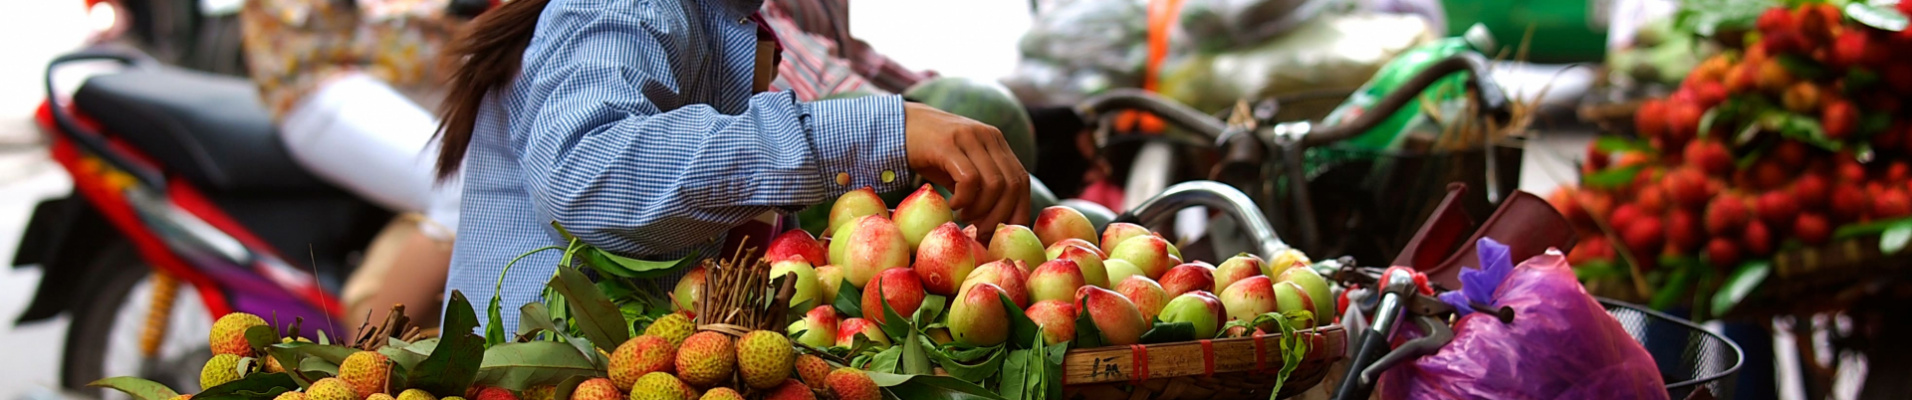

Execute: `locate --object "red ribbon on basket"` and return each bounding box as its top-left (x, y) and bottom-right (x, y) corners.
top-left (1129, 344), bottom-right (1152, 384)
top-left (1253, 331), bottom-right (1269, 374)
top-left (1199, 339), bottom-right (1216, 377)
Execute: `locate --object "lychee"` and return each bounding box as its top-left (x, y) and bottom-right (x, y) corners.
top-left (1756, 7), bottom-right (1795, 35)
top-left (1783, 82), bottom-right (1824, 113)
top-left (736, 330), bottom-right (796, 390)
top-left (199, 353), bottom-right (249, 389)
top-left (632, 372), bottom-right (698, 400)
top-left (1637, 186), bottom-right (1669, 214)
top-left (611, 335), bottom-right (676, 391)
top-left (368, 394), bottom-right (396, 400)
top-left (1706, 195), bottom-right (1753, 235)
top-left (1550, 189), bottom-right (1588, 226)
top-left (766, 379), bottom-right (816, 400)
top-left (1685, 140), bottom-right (1734, 177)
top-left (1831, 30), bottom-right (1883, 69)
top-left (1707, 238), bottom-right (1742, 270)
top-left (1836, 158), bottom-right (1867, 182)
top-left (1793, 174), bottom-right (1831, 211)
top-left (572, 378), bottom-right (624, 400)
top-left (1586, 141), bottom-right (1610, 169)
top-left (825, 367), bottom-right (880, 400)
top-left (1751, 160), bottom-right (1792, 191)
top-left (209, 312), bottom-right (266, 356)
top-left (276, 392), bottom-right (306, 400)
top-left (1796, 213), bottom-right (1832, 245)
top-left (675, 331), bottom-right (736, 388)
top-left (307, 378), bottom-right (361, 400)
top-left (1665, 167), bottom-right (1711, 209)
top-left (1692, 81), bottom-right (1729, 109)
top-left (1636, 99), bottom-right (1667, 138)
top-left (1824, 99), bottom-right (1857, 139)
top-left (1744, 220), bottom-right (1775, 256)
top-left (1831, 185), bottom-right (1869, 223)
top-left (1875, 189), bottom-right (1912, 218)
top-left (339, 351), bottom-right (391, 396)
top-left (1755, 191), bottom-right (1800, 229)
top-left (473, 387), bottom-right (516, 400)
top-left (522, 386), bottom-right (555, 400)
top-left (645, 313), bottom-right (694, 347)
top-left (1622, 216), bottom-right (1666, 259)
top-left (698, 388), bottom-right (743, 400)
top-left (1568, 236), bottom-right (1613, 265)
top-left (795, 354), bottom-right (831, 391)
top-left (1666, 209), bottom-right (1704, 253)
top-left (396, 389), bottom-right (436, 400)
top-left (1727, 60), bottom-right (1759, 94)
top-left (1755, 58), bottom-right (1796, 93)
top-left (1665, 102), bottom-right (1704, 147)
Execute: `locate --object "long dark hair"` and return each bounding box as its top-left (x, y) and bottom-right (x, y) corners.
top-left (433, 0), bottom-right (551, 179)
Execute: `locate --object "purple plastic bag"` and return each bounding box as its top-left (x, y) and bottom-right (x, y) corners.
top-left (1378, 239), bottom-right (1666, 400)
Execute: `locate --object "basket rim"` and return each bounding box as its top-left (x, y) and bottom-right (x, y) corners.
top-left (1597, 297), bottom-right (1745, 390)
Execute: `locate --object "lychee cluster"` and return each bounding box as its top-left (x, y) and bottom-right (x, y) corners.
top-left (1560, 3), bottom-right (1912, 274)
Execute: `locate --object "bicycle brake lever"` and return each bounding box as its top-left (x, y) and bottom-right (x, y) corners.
top-left (1357, 314), bottom-right (1455, 385)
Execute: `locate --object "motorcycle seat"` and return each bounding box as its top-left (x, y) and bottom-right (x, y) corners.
top-left (72, 66), bottom-right (333, 193)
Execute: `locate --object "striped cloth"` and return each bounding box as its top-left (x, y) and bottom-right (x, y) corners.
top-left (445, 0), bottom-right (914, 333)
top-left (763, 0), bottom-right (933, 99)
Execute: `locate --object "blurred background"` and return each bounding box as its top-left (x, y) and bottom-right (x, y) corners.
top-left (3, 0), bottom-right (1903, 399)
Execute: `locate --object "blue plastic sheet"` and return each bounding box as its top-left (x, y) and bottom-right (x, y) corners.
top-left (1379, 239), bottom-right (1666, 399)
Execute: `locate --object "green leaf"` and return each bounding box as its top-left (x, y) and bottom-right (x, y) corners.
top-left (1581, 165), bottom-right (1644, 190)
top-left (1849, 2), bottom-right (1910, 31)
top-left (86, 377), bottom-right (178, 400)
top-left (518, 303), bottom-right (560, 340)
top-left (944, 344), bottom-right (1001, 362)
top-left (299, 357), bottom-right (339, 377)
top-left (408, 290), bottom-right (486, 396)
top-left (926, 338), bottom-right (1005, 382)
top-left (902, 329), bottom-right (932, 375)
top-left (550, 266), bottom-right (630, 354)
top-left (578, 248), bottom-right (701, 279)
top-left (1775, 54), bottom-right (1828, 81)
top-left (1070, 297), bottom-right (1104, 349)
top-left (316, 330), bottom-right (331, 346)
top-left (999, 293), bottom-right (1040, 350)
top-left (245, 325), bottom-right (280, 355)
top-left (1573, 260), bottom-right (1629, 281)
top-left (1673, 0), bottom-right (1778, 37)
top-left (916, 294), bottom-right (948, 326)
top-left (1649, 265), bottom-right (1698, 310)
top-left (378, 345), bottom-right (429, 373)
top-left (1761, 112), bottom-right (1843, 151)
top-left (876, 286), bottom-right (914, 343)
top-left (1712, 261), bottom-right (1772, 316)
top-left (194, 372), bottom-right (297, 400)
top-left (406, 338), bottom-right (440, 357)
top-left (867, 372), bottom-right (1007, 400)
top-left (274, 342), bottom-right (357, 364)
top-left (998, 350), bottom-right (1030, 400)
top-left (1833, 217), bottom-right (1912, 239)
top-left (1043, 340), bottom-right (1066, 400)
top-left (1139, 321), bottom-right (1196, 344)
top-left (486, 294), bottom-right (507, 348)
top-left (835, 279), bottom-right (865, 320)
top-left (1885, 225), bottom-right (1912, 254)
top-left (868, 346), bottom-right (903, 373)
top-left (1594, 136), bottom-right (1650, 153)
top-left (474, 341), bottom-right (605, 391)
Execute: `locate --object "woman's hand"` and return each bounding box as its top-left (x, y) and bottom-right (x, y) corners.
top-left (903, 102), bottom-right (1031, 240)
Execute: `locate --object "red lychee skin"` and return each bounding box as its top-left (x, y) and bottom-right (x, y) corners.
top-left (1793, 174), bottom-right (1831, 211)
top-left (1796, 213), bottom-right (1832, 245)
top-left (1751, 160), bottom-right (1793, 191)
top-left (1685, 140), bottom-right (1734, 177)
top-left (1622, 217), bottom-right (1666, 260)
top-left (1706, 195), bottom-right (1753, 235)
top-left (1796, 4), bottom-right (1841, 43)
top-left (1836, 158), bottom-right (1867, 183)
top-left (1692, 82), bottom-right (1729, 110)
top-left (1823, 100), bottom-right (1858, 139)
top-left (1586, 141), bottom-right (1611, 169)
top-left (1665, 167), bottom-right (1711, 210)
top-left (1774, 141), bottom-right (1810, 168)
top-left (1743, 220), bottom-right (1775, 257)
top-left (1569, 235), bottom-right (1613, 266)
top-left (1763, 31), bottom-right (1810, 55)
top-left (1550, 189), bottom-right (1588, 227)
top-left (1707, 237), bottom-right (1742, 269)
top-left (1830, 185), bottom-right (1870, 223)
top-left (1875, 189), bottom-right (1912, 219)
top-left (1580, 191), bottom-right (1615, 222)
top-left (1636, 99), bottom-right (1668, 139)
top-left (1666, 209), bottom-right (1704, 254)
top-left (1727, 61), bottom-right (1760, 94)
top-left (1637, 186), bottom-right (1670, 214)
top-left (1885, 64), bottom-right (1912, 95)
top-left (1611, 204), bottom-right (1646, 232)
top-left (1755, 7), bottom-right (1795, 35)
top-left (1755, 191), bottom-right (1801, 231)
top-left (1886, 162), bottom-right (1910, 182)
top-left (1755, 58), bottom-right (1797, 93)
top-left (1665, 102), bottom-right (1704, 148)
top-left (1832, 31), bottom-right (1883, 69)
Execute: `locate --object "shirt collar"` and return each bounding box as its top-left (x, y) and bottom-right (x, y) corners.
top-left (714, 0), bottom-right (767, 20)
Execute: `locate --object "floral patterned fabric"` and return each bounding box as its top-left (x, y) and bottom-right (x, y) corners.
top-left (238, 0), bottom-right (460, 120)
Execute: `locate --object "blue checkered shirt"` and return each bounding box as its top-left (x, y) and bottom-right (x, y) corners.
top-left (446, 0), bottom-right (911, 333)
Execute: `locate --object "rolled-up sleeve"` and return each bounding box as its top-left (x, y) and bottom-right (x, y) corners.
top-left (515, 1), bottom-right (909, 257)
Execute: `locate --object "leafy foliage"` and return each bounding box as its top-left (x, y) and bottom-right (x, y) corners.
top-left (87, 377), bottom-right (178, 400)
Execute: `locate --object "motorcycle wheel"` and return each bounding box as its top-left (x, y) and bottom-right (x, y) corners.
top-left (61, 244), bottom-right (213, 399)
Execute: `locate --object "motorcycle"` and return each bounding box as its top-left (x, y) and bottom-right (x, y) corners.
top-left (14, 48), bottom-right (392, 396)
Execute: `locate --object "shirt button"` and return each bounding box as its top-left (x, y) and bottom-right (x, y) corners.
top-left (835, 172), bottom-right (850, 186)
top-left (881, 170), bottom-right (896, 183)
top-left (739, 17), bottom-right (750, 24)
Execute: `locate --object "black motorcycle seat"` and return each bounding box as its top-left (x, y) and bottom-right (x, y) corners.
top-left (72, 66), bottom-right (333, 193)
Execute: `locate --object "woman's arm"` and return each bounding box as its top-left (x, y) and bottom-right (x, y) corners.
top-left (515, 1), bottom-right (912, 257)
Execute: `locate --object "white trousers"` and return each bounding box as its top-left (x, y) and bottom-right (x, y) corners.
top-left (280, 72), bottom-right (462, 239)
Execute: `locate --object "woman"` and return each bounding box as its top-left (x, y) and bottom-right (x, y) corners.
top-left (436, 0), bottom-right (1030, 332)
top-left (238, 0), bottom-right (465, 328)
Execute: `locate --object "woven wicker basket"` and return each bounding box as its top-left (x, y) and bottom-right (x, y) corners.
top-left (1060, 324), bottom-right (1347, 400)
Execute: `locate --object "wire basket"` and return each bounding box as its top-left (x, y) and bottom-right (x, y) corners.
top-left (1599, 298), bottom-right (1744, 399)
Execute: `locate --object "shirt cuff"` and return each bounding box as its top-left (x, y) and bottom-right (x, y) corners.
top-left (801, 94), bottom-right (911, 196)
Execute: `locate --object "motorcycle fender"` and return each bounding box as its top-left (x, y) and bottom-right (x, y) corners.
top-left (12, 196), bottom-right (128, 323)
